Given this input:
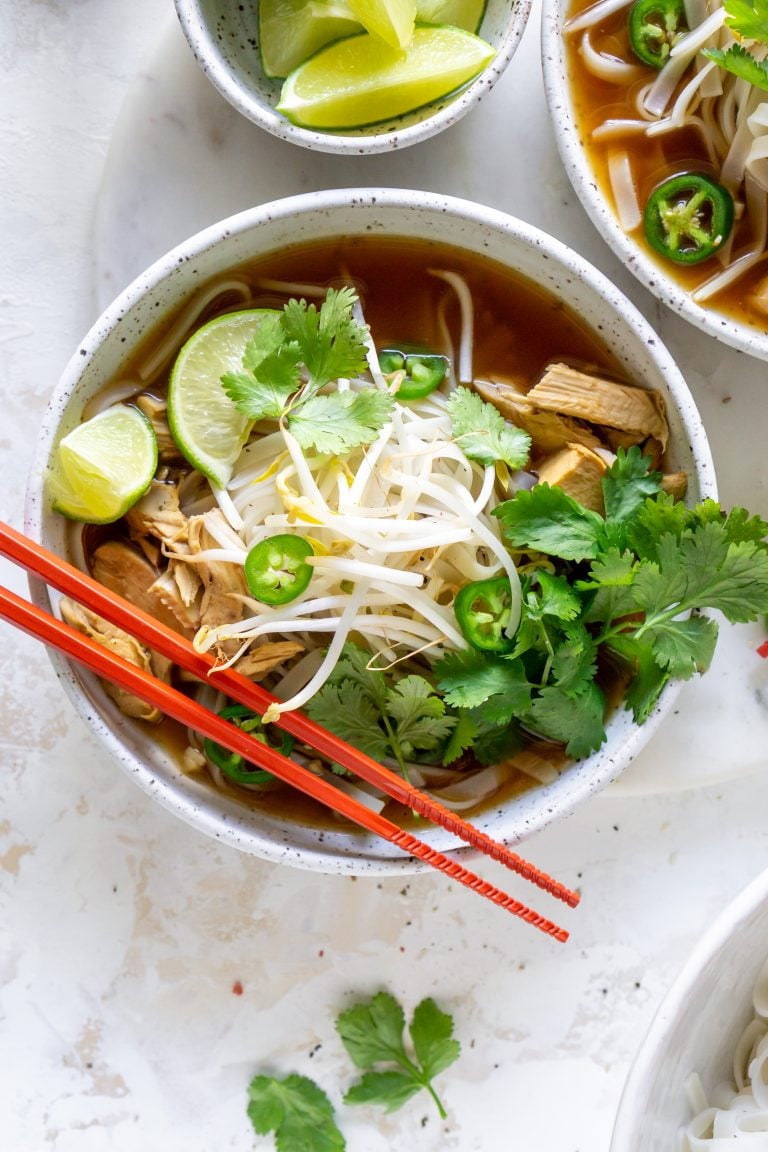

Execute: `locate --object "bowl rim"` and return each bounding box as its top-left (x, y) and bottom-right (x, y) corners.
top-left (25, 186), bottom-right (716, 873)
top-left (540, 0), bottom-right (768, 363)
top-left (610, 865), bottom-right (768, 1151)
top-left (172, 0), bottom-right (533, 155)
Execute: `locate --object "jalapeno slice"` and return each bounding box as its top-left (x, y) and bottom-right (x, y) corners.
top-left (454, 576), bottom-right (516, 654)
top-left (244, 534), bottom-right (314, 605)
top-left (628, 0), bottom-right (688, 68)
top-left (203, 704), bottom-right (295, 788)
top-left (643, 173), bottom-right (734, 265)
top-left (379, 348), bottom-right (449, 400)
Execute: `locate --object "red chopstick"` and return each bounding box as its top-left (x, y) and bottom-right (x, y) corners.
top-left (0, 580), bottom-right (569, 941)
top-left (2, 520), bottom-right (578, 919)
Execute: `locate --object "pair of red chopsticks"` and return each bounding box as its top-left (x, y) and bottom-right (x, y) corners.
top-left (0, 519), bottom-right (578, 940)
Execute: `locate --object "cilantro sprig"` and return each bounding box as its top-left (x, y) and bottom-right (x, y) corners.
top-left (245, 993), bottom-right (460, 1150)
top-left (337, 993), bottom-right (460, 1120)
top-left (221, 288), bottom-right (394, 455)
top-left (305, 644), bottom-right (457, 777)
top-left (428, 448), bottom-right (768, 758)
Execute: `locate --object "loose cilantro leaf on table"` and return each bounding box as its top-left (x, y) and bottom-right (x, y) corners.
top-left (447, 386), bottom-right (531, 468)
top-left (221, 288), bottom-right (391, 455)
top-left (337, 992), bottom-right (460, 1119)
top-left (247, 1073), bottom-right (345, 1152)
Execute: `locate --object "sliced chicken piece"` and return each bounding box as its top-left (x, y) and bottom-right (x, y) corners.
top-left (125, 478), bottom-right (188, 546)
top-left (473, 379), bottom-right (602, 454)
top-left (537, 443), bottom-right (608, 513)
top-left (661, 471), bottom-right (688, 500)
top-left (150, 567), bottom-right (201, 633)
top-left (134, 393), bottom-right (182, 462)
top-left (528, 363), bottom-right (669, 450)
top-left (59, 597), bottom-right (166, 723)
top-left (235, 640), bottom-right (305, 681)
top-left (91, 539), bottom-right (192, 636)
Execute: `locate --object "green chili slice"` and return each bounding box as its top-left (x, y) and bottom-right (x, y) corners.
top-left (244, 534), bottom-right (314, 605)
top-left (203, 704), bottom-right (294, 788)
top-left (379, 348), bottom-right (449, 400)
top-left (643, 173), bottom-right (734, 265)
top-left (628, 0), bottom-right (689, 68)
top-left (454, 576), bottom-right (516, 654)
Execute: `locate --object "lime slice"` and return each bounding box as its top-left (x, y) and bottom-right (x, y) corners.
top-left (277, 26), bottom-right (495, 129)
top-left (416, 0), bottom-right (486, 33)
top-left (167, 309), bottom-right (278, 489)
top-left (345, 0), bottom-right (416, 47)
top-left (48, 404), bottom-right (158, 524)
top-left (259, 0), bottom-right (362, 79)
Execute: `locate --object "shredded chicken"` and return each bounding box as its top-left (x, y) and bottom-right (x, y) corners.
top-left (234, 640), bottom-right (305, 680)
top-left (59, 598), bottom-right (170, 723)
top-left (91, 540), bottom-right (192, 636)
top-left (528, 363), bottom-right (669, 450)
top-left (473, 378), bottom-right (603, 454)
top-left (134, 394), bottom-right (183, 462)
top-left (125, 478), bottom-right (189, 546)
top-left (537, 442), bottom-right (609, 512)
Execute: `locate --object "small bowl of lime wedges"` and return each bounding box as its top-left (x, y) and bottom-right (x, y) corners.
top-left (173, 0), bottom-right (531, 153)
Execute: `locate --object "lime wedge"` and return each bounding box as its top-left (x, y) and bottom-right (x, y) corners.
top-left (345, 0), bottom-right (416, 47)
top-left (259, 0), bottom-right (362, 79)
top-left (416, 0), bottom-right (486, 33)
top-left (167, 309), bottom-right (278, 489)
top-left (277, 26), bottom-right (495, 129)
top-left (48, 404), bottom-right (158, 524)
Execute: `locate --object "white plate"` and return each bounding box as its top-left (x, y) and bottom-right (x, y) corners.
top-left (92, 12), bottom-right (768, 797)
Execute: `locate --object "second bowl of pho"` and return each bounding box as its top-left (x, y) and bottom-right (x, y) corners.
top-left (27, 188), bottom-right (716, 873)
top-left (543, 0), bottom-right (768, 359)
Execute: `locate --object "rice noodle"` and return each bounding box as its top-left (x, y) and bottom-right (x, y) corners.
top-left (608, 150), bottom-right (643, 231)
top-left (82, 379), bottom-right (142, 421)
top-left (580, 30), bottom-right (644, 82)
top-left (429, 270), bottom-right (474, 384)
top-left (693, 175), bottom-right (768, 300)
top-left (564, 0), bottom-right (633, 34)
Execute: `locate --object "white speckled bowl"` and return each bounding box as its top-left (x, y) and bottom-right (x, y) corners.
top-left (25, 188), bottom-right (715, 873)
top-left (173, 0), bottom-right (531, 154)
top-left (612, 866), bottom-right (768, 1152)
top-left (541, 0), bottom-right (768, 361)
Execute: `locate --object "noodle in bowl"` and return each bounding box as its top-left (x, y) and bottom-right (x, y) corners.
top-left (25, 189), bottom-right (714, 874)
top-left (611, 867), bottom-right (768, 1152)
top-left (542, 0), bottom-right (768, 360)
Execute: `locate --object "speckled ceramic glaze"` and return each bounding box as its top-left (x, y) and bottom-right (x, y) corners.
top-left (172, 0), bottom-right (531, 154)
top-left (541, 0), bottom-right (768, 361)
top-left (611, 866), bottom-right (768, 1152)
top-left (25, 189), bottom-right (715, 874)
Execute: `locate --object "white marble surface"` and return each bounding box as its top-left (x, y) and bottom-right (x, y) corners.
top-left (3, 2), bottom-right (768, 1150)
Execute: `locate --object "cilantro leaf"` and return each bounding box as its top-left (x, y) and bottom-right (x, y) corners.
top-left (721, 0), bottom-right (768, 41)
top-left (288, 389), bottom-right (394, 454)
top-left (494, 484), bottom-right (604, 560)
top-left (447, 386), bottom-right (531, 469)
top-left (605, 634), bottom-right (670, 723)
top-left (247, 1074), bottom-right (345, 1152)
top-left (433, 648), bottom-right (532, 713)
top-left (282, 287), bottom-right (370, 392)
top-left (221, 316), bottom-right (302, 419)
top-left (385, 676), bottom-right (456, 755)
top-left (580, 548), bottom-right (639, 624)
top-left (526, 682), bottom-right (607, 758)
top-left (338, 993), bottom-right (408, 1068)
top-left (703, 44), bottom-right (768, 91)
top-left (337, 993), bottom-right (459, 1120)
top-left (602, 446), bottom-right (662, 525)
top-left (344, 1071), bottom-right (422, 1113)
top-left (409, 998), bottom-right (461, 1080)
top-left (442, 711), bottom-right (478, 764)
top-left (528, 570), bottom-right (582, 621)
top-left (549, 621), bottom-right (598, 695)
top-left (305, 681), bottom-right (390, 763)
top-left (642, 614), bottom-right (719, 678)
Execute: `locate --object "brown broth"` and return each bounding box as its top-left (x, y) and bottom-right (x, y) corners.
top-left (563, 0), bottom-right (768, 330)
top-left (83, 235), bottom-right (639, 828)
